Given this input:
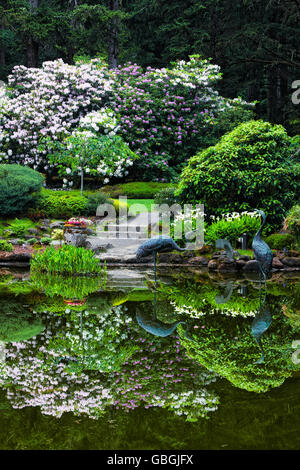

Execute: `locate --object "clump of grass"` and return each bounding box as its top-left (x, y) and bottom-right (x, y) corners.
top-left (30, 245), bottom-right (103, 275)
top-left (0, 240), bottom-right (13, 252)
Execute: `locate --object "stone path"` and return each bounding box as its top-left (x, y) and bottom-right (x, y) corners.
top-left (87, 211), bottom-right (162, 263)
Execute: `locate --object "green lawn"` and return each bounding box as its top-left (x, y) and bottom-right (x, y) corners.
top-left (127, 199), bottom-right (155, 213)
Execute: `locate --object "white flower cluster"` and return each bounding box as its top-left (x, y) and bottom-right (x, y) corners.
top-left (79, 108), bottom-right (120, 136)
top-left (171, 302), bottom-right (256, 318)
top-left (0, 59), bottom-right (113, 169)
top-left (151, 389), bottom-right (219, 419)
top-left (210, 211), bottom-right (260, 222)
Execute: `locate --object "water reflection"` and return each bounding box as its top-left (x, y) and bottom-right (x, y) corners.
top-left (251, 288), bottom-right (272, 364)
top-left (0, 268), bottom-right (299, 425)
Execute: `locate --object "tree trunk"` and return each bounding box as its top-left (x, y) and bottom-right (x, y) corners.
top-left (266, 66), bottom-right (276, 123)
top-left (27, 0), bottom-right (39, 68)
top-left (108, 0), bottom-right (119, 69)
top-left (67, 0), bottom-right (78, 64)
top-left (0, 23), bottom-right (5, 69)
top-left (209, 2), bottom-right (217, 60)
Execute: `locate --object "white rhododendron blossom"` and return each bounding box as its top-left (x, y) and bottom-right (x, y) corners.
top-left (0, 59), bottom-right (113, 170)
top-left (79, 108), bottom-right (120, 136)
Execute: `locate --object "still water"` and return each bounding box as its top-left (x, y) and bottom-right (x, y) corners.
top-left (0, 267), bottom-right (299, 450)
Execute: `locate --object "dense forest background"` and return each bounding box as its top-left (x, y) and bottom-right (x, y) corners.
top-left (0, 0), bottom-right (299, 133)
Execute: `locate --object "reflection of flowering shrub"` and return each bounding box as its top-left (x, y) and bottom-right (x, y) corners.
top-left (109, 321), bottom-right (219, 421)
top-left (47, 306), bottom-right (136, 373)
top-left (178, 309), bottom-right (300, 393)
top-left (0, 304), bottom-right (219, 421)
top-left (163, 280), bottom-right (261, 317)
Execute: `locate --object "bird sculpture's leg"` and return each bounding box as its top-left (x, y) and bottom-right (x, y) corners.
top-left (260, 265), bottom-right (267, 291)
top-left (153, 251), bottom-right (157, 318)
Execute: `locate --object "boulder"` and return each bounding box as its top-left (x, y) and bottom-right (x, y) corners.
top-left (64, 229), bottom-right (87, 248)
top-left (84, 240), bottom-right (113, 254)
top-left (188, 256), bottom-right (209, 266)
top-left (243, 260), bottom-right (260, 271)
top-left (238, 255), bottom-right (252, 261)
top-left (236, 259), bottom-right (247, 270)
top-left (218, 258), bottom-right (236, 272)
top-left (41, 219), bottom-right (51, 226)
top-left (272, 257), bottom-right (284, 269)
top-left (281, 257), bottom-right (300, 267)
top-left (0, 252), bottom-right (32, 263)
top-left (208, 259), bottom-right (218, 270)
top-left (27, 228), bottom-right (40, 236)
top-left (50, 221), bottom-right (65, 230)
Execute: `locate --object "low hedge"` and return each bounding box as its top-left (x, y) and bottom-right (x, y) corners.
top-left (101, 182), bottom-right (175, 199)
top-left (36, 189), bottom-right (110, 218)
top-left (0, 164), bottom-right (44, 217)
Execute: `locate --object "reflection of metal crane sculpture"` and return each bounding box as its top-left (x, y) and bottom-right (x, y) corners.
top-left (251, 296), bottom-right (272, 364)
top-left (215, 281), bottom-right (234, 304)
top-left (252, 210), bottom-right (273, 285)
top-left (136, 309), bottom-right (185, 337)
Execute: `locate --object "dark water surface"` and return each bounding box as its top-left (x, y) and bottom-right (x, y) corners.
top-left (0, 267), bottom-right (299, 450)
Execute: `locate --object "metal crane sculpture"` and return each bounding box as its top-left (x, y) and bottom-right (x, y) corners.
top-left (136, 237), bottom-right (185, 284)
top-left (252, 210), bottom-right (273, 286)
top-left (215, 239), bottom-right (235, 260)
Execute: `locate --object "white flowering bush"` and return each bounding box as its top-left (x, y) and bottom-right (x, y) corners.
top-left (42, 127), bottom-right (137, 192)
top-left (79, 108), bottom-right (120, 135)
top-left (0, 58), bottom-right (113, 170)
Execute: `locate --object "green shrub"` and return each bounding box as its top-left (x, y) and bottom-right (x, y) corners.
top-left (205, 212), bottom-right (261, 246)
top-left (102, 182), bottom-right (175, 199)
top-left (7, 218), bottom-right (35, 238)
top-left (27, 238), bottom-right (38, 245)
top-left (154, 187), bottom-right (179, 206)
top-left (0, 240), bottom-right (13, 252)
top-left (30, 244), bottom-right (103, 275)
top-left (176, 120), bottom-right (300, 230)
top-left (84, 191), bottom-right (109, 216)
top-left (40, 237), bottom-right (52, 245)
top-left (285, 205), bottom-right (300, 237)
top-left (0, 164), bottom-right (44, 217)
top-left (265, 233), bottom-right (295, 250)
top-left (51, 229), bottom-right (64, 241)
top-left (36, 189), bottom-right (88, 218)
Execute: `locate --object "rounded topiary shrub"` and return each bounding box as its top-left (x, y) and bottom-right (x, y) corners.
top-left (0, 164), bottom-right (44, 217)
top-left (176, 120), bottom-right (300, 229)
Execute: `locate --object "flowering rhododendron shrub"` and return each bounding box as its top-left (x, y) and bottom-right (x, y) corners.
top-left (0, 58), bottom-right (113, 170)
top-left (111, 56), bottom-right (254, 180)
top-left (0, 56), bottom-right (253, 181)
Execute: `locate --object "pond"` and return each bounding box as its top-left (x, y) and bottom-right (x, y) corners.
top-left (0, 267), bottom-right (299, 450)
